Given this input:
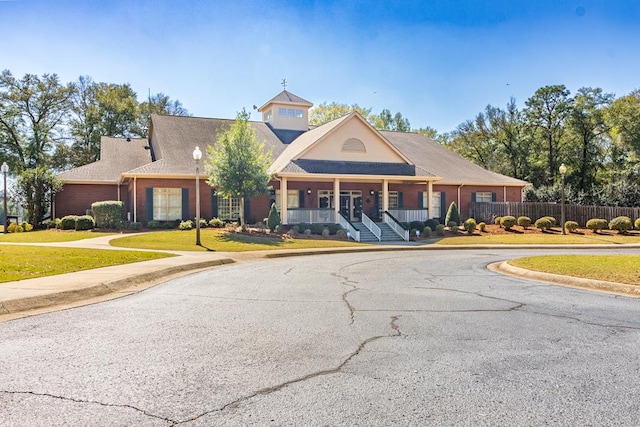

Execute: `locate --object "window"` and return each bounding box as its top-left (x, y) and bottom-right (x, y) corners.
top-left (278, 107), bottom-right (303, 118)
top-left (378, 191), bottom-right (399, 209)
top-left (431, 192), bottom-right (442, 218)
top-left (475, 192), bottom-right (493, 203)
top-left (264, 109), bottom-right (272, 121)
top-left (153, 188), bottom-right (182, 221)
top-left (318, 190), bottom-right (334, 208)
top-left (217, 196), bottom-right (241, 220)
top-left (274, 189), bottom-right (300, 210)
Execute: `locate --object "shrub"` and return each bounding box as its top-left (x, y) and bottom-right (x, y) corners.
top-left (288, 228), bottom-right (298, 237)
top-left (565, 221), bottom-right (579, 233)
top-left (447, 221), bottom-right (457, 228)
top-left (20, 221), bottom-right (34, 232)
top-left (517, 216), bottom-right (531, 229)
top-left (179, 220), bottom-right (193, 230)
top-left (61, 215), bottom-right (79, 230)
top-left (274, 224), bottom-right (283, 234)
top-left (303, 228), bottom-right (312, 235)
top-left (199, 218), bottom-right (208, 229)
top-left (424, 219), bottom-right (439, 230)
top-left (128, 221), bottom-right (142, 230)
top-left (450, 225), bottom-right (459, 234)
top-left (636, 218), bottom-right (640, 230)
top-left (423, 226), bottom-right (432, 237)
top-left (494, 216), bottom-right (502, 226)
top-left (609, 216), bottom-right (632, 234)
top-left (164, 221), bottom-right (176, 229)
top-left (410, 221), bottom-right (424, 231)
top-left (310, 223), bottom-right (324, 235)
top-left (436, 224), bottom-right (445, 236)
top-left (209, 217), bottom-right (224, 228)
top-left (75, 215), bottom-right (95, 231)
top-left (500, 216), bottom-right (517, 231)
top-left (321, 228), bottom-right (330, 237)
top-left (445, 202), bottom-right (460, 226)
top-left (267, 202), bottom-right (281, 231)
top-left (54, 218), bottom-right (62, 229)
top-left (535, 217), bottom-right (553, 230)
top-left (463, 218), bottom-right (477, 234)
top-left (410, 228), bottom-right (419, 238)
top-left (586, 218), bottom-right (608, 233)
top-left (7, 223), bottom-right (20, 233)
top-left (478, 222), bottom-right (486, 232)
top-left (336, 229), bottom-right (346, 238)
top-left (541, 216), bottom-right (557, 227)
top-left (327, 224), bottom-right (341, 235)
top-left (91, 200), bottom-right (124, 229)
top-left (146, 220), bottom-right (159, 229)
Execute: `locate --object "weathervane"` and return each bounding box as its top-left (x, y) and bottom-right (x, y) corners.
top-left (281, 79), bottom-right (287, 90)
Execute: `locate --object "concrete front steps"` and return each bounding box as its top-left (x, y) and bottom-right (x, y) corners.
top-left (352, 222), bottom-right (406, 243)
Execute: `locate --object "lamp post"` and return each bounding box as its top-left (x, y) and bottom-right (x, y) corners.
top-left (193, 146), bottom-right (202, 246)
top-left (559, 163), bottom-right (567, 235)
top-left (2, 162), bottom-right (8, 234)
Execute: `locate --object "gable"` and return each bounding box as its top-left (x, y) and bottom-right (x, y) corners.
top-left (300, 114), bottom-right (408, 164)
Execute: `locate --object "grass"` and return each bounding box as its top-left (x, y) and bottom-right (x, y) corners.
top-left (0, 246), bottom-right (174, 283)
top-left (509, 255), bottom-right (640, 286)
top-left (435, 231), bottom-right (640, 245)
top-left (0, 229), bottom-right (114, 242)
top-left (110, 228), bottom-right (366, 252)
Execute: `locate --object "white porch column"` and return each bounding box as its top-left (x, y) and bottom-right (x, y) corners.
top-left (382, 179), bottom-right (389, 212)
top-left (427, 181), bottom-right (434, 219)
top-left (333, 178), bottom-right (340, 223)
top-left (281, 177), bottom-right (288, 224)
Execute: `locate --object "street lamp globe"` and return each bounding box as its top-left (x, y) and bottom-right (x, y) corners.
top-left (193, 146), bottom-right (202, 161)
top-left (559, 163), bottom-right (567, 175)
top-left (1, 162), bottom-right (8, 174)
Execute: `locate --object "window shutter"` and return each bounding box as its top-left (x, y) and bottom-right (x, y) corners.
top-left (418, 192), bottom-right (424, 208)
top-left (299, 190), bottom-right (305, 208)
top-left (398, 192), bottom-right (404, 208)
top-left (211, 191), bottom-right (218, 218)
top-left (182, 188), bottom-right (189, 220)
top-left (145, 188), bottom-right (154, 221)
top-left (244, 197), bottom-right (251, 223)
top-left (492, 192), bottom-right (497, 202)
top-left (472, 192), bottom-right (476, 202)
top-left (440, 192), bottom-right (447, 221)
top-left (374, 192), bottom-right (380, 209)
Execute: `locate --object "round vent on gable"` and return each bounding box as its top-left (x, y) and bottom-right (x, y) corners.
top-left (342, 138), bottom-right (366, 153)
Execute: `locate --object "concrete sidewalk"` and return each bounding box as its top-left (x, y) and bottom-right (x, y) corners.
top-left (1, 235), bottom-right (639, 321)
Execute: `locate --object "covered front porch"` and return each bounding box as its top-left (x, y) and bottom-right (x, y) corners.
top-left (272, 175), bottom-right (438, 242)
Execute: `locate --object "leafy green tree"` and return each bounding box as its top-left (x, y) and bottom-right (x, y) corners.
top-left (205, 109), bottom-right (272, 226)
top-left (375, 109), bottom-right (411, 131)
top-left (606, 89), bottom-right (640, 158)
top-left (414, 126), bottom-right (438, 139)
top-left (444, 202), bottom-right (460, 226)
top-left (524, 85), bottom-right (573, 184)
top-left (135, 92), bottom-right (190, 137)
top-left (0, 70), bottom-right (73, 224)
top-left (309, 102), bottom-right (374, 126)
top-left (566, 87), bottom-right (613, 192)
top-left (267, 202), bottom-right (280, 231)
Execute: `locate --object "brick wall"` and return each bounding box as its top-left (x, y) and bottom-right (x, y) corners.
top-left (54, 184), bottom-right (122, 218)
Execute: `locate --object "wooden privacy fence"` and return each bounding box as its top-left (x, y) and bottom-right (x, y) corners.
top-left (470, 202), bottom-right (640, 226)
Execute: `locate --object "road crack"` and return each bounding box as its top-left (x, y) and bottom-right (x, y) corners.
top-left (0, 390), bottom-right (176, 424)
top-left (177, 316), bottom-right (403, 425)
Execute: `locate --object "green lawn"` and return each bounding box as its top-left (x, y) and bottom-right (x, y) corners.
top-left (508, 255), bottom-right (640, 286)
top-left (110, 229), bottom-right (366, 252)
top-left (434, 232), bottom-right (640, 245)
top-left (0, 230), bottom-right (114, 242)
top-left (0, 246), bottom-right (173, 283)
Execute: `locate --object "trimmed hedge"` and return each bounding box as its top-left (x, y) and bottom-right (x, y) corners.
top-left (500, 216), bottom-right (517, 231)
top-left (517, 216), bottom-right (531, 229)
top-left (565, 221), bottom-right (579, 233)
top-left (586, 218), bottom-right (608, 233)
top-left (535, 217), bottom-right (553, 230)
top-left (478, 222), bottom-right (486, 232)
top-left (91, 200), bottom-right (124, 229)
top-left (636, 218), bottom-right (640, 230)
top-left (609, 216), bottom-right (632, 233)
top-left (61, 215), bottom-right (79, 230)
top-left (75, 215), bottom-right (95, 231)
top-left (463, 218), bottom-right (477, 234)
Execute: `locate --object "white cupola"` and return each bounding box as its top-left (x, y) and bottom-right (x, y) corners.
top-left (258, 90), bottom-right (313, 131)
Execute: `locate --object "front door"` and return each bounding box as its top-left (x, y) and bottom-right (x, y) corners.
top-left (340, 191), bottom-right (362, 221)
top-left (340, 194), bottom-right (350, 219)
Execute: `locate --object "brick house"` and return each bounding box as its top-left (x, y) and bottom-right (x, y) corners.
top-left (55, 90), bottom-right (528, 241)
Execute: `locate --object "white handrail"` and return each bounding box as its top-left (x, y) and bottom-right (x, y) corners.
top-left (338, 213), bottom-right (360, 242)
top-left (361, 212), bottom-right (381, 241)
top-left (383, 212), bottom-right (409, 241)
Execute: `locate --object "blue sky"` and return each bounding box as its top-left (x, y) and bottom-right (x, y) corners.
top-left (2, 0), bottom-right (639, 134)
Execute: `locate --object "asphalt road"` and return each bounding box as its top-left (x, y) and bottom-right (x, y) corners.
top-left (1, 249), bottom-right (640, 426)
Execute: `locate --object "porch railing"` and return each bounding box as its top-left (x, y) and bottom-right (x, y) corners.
top-left (383, 211), bottom-right (409, 241)
top-left (287, 208), bottom-right (335, 224)
top-left (361, 212), bottom-right (381, 241)
top-left (387, 208), bottom-right (428, 223)
top-left (339, 212), bottom-right (361, 242)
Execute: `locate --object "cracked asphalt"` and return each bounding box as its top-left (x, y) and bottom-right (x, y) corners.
top-left (1, 248), bottom-right (640, 426)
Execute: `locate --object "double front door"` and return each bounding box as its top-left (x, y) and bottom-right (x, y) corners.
top-left (318, 190), bottom-right (362, 221)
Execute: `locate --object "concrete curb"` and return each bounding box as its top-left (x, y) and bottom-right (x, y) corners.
top-left (489, 261), bottom-right (640, 298)
top-left (0, 258), bottom-right (235, 317)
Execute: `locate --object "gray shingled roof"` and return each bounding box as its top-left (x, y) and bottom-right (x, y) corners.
top-left (382, 131), bottom-right (528, 185)
top-left (258, 90), bottom-right (313, 111)
top-left (57, 137), bottom-right (151, 182)
top-left (127, 114), bottom-right (288, 176)
top-left (281, 159), bottom-right (434, 176)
